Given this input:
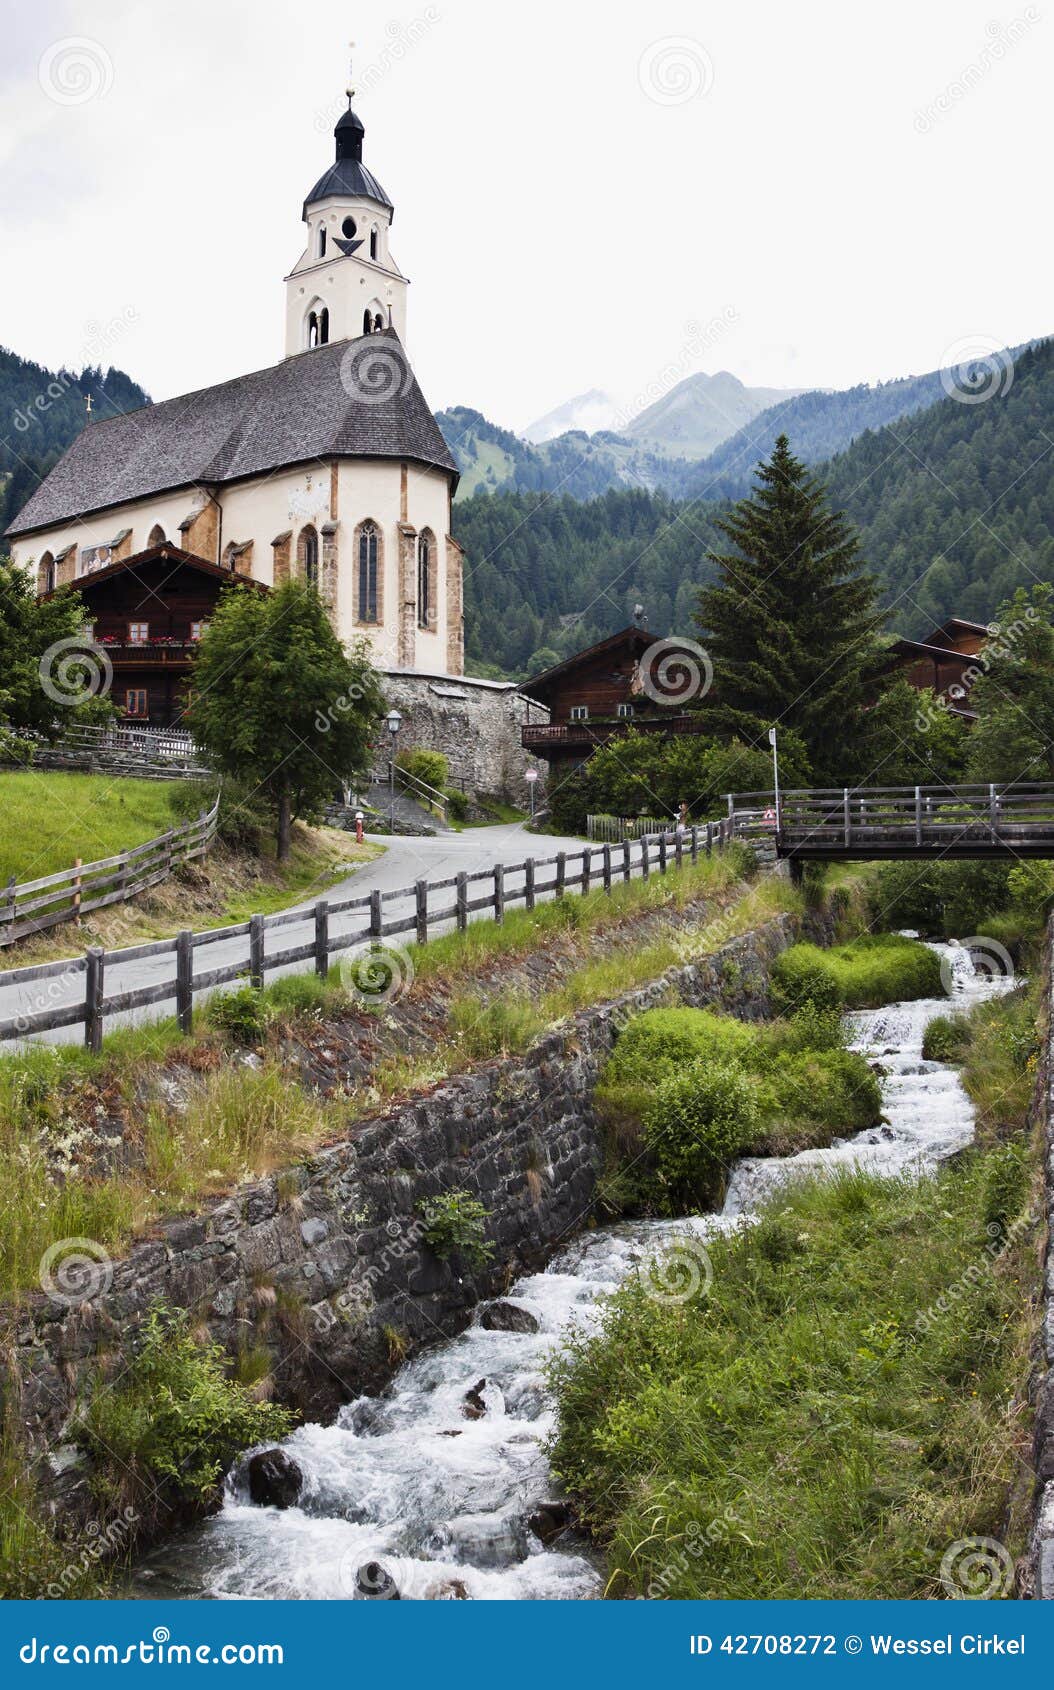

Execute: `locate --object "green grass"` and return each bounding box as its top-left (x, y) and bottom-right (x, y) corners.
top-left (772, 933), bottom-right (944, 1011)
top-left (0, 771), bottom-right (194, 884)
top-left (550, 979), bottom-right (1042, 1599)
top-left (595, 1004), bottom-right (882, 1214)
top-left (551, 1150), bottom-right (1039, 1599)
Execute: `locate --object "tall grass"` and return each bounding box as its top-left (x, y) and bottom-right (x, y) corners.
top-left (0, 772), bottom-right (191, 885)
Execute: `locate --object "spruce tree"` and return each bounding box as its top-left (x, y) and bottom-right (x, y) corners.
top-left (695, 434), bottom-right (882, 783)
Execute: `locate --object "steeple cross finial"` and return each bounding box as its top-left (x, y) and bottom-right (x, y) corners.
top-left (346, 39), bottom-right (356, 104)
top-left (84, 392), bottom-right (93, 419)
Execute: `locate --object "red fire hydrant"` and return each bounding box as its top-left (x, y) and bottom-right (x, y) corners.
top-left (355, 810), bottom-right (365, 845)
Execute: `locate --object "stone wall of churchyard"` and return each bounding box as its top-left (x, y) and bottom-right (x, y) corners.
top-left (370, 671), bottom-right (547, 801)
top-left (11, 913), bottom-right (801, 1506)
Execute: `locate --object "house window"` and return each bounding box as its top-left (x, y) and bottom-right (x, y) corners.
top-left (616, 702), bottom-right (635, 720)
top-left (125, 689), bottom-right (148, 717)
top-left (189, 621), bottom-right (206, 641)
top-left (358, 521), bottom-right (378, 623)
top-left (128, 621), bottom-right (149, 643)
top-left (570, 706), bottom-right (589, 722)
top-left (417, 531), bottom-right (435, 630)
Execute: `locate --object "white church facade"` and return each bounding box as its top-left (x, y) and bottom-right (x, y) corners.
top-left (5, 91), bottom-right (465, 680)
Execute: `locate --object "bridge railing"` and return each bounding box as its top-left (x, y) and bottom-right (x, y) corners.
top-left (726, 783), bottom-right (1054, 851)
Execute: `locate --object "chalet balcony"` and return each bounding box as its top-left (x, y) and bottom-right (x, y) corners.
top-left (96, 640), bottom-right (199, 667)
top-left (522, 713), bottom-right (711, 752)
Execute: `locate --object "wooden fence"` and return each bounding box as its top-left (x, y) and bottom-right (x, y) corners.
top-left (0, 818), bottom-right (735, 1051)
top-left (15, 723), bottom-right (211, 781)
top-left (586, 813), bottom-right (670, 843)
top-left (0, 795), bottom-right (221, 948)
top-left (727, 781), bottom-right (1054, 860)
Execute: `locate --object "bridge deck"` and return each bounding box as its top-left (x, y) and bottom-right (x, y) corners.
top-left (728, 783), bottom-right (1054, 861)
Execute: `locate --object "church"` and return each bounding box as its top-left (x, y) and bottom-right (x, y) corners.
top-left (5, 83), bottom-right (467, 689)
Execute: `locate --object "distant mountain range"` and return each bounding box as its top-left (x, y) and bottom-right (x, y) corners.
top-left (522, 389), bottom-right (622, 444)
top-left (623, 370), bottom-right (806, 460)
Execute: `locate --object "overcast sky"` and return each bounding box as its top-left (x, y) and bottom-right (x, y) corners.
top-left (2, 0), bottom-right (1050, 433)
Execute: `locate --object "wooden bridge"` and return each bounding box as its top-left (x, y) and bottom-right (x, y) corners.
top-left (728, 783), bottom-right (1054, 861)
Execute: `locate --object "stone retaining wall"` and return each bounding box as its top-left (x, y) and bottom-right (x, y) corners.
top-left (8, 913), bottom-right (799, 1497)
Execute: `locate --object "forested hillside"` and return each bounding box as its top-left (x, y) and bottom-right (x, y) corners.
top-left (455, 337), bottom-right (1054, 675)
top-left (437, 406), bottom-right (692, 500)
top-left (0, 349), bottom-right (149, 532)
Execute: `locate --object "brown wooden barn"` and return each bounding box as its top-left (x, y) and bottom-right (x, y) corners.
top-left (881, 616), bottom-right (990, 717)
top-left (45, 542), bottom-right (267, 727)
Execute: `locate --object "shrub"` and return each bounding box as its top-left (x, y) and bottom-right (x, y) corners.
top-left (642, 1058), bottom-right (758, 1205)
top-left (415, 1190), bottom-right (494, 1268)
top-left (772, 935), bottom-right (944, 1011)
top-left (171, 777), bottom-right (269, 853)
top-left (981, 1140), bottom-right (1030, 1237)
top-left (922, 1014), bottom-right (970, 1063)
top-left (78, 1305), bottom-right (290, 1520)
top-left (444, 786), bottom-right (470, 823)
top-left (204, 984), bottom-right (267, 1044)
top-left (0, 726), bottom-right (33, 767)
top-left (396, 748), bottom-right (448, 792)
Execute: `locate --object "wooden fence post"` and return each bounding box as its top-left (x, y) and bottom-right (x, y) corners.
top-left (675, 831), bottom-right (683, 870)
top-left (622, 840), bottom-right (631, 883)
top-left (915, 786), bottom-right (922, 846)
top-left (84, 947), bottom-right (104, 1053)
top-left (658, 834), bottom-right (668, 875)
top-left (494, 863), bottom-right (505, 924)
top-left (555, 852), bottom-right (566, 898)
top-left (989, 783), bottom-right (998, 842)
top-left (249, 914), bottom-right (265, 990)
top-left (72, 858), bottom-right (83, 918)
top-left (640, 837), bottom-right (650, 881)
top-left (315, 902), bottom-right (329, 979)
top-left (456, 872), bottom-right (468, 932)
top-left (176, 929), bottom-right (194, 1032)
top-left (415, 879), bottom-right (429, 946)
top-left (843, 788), bottom-right (851, 847)
top-left (581, 846), bottom-right (592, 894)
top-left (369, 889), bottom-right (383, 939)
top-left (690, 825), bottom-right (698, 864)
top-left (4, 875), bottom-right (15, 938)
top-left (602, 843), bottom-right (612, 893)
top-left (706, 823), bottom-right (713, 857)
top-left (525, 858), bottom-right (535, 912)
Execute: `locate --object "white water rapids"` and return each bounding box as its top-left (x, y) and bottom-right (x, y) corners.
top-left (131, 940), bottom-right (1012, 1601)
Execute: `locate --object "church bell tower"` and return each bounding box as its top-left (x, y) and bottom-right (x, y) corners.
top-left (284, 62), bottom-right (408, 357)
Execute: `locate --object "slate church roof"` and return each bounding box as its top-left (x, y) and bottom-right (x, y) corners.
top-left (6, 331), bottom-right (458, 538)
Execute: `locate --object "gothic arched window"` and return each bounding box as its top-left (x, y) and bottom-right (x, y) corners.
top-left (38, 552), bottom-right (55, 595)
top-left (357, 521), bottom-right (379, 624)
top-left (319, 307), bottom-right (329, 346)
top-left (298, 525), bottom-right (319, 588)
top-left (417, 530), bottom-right (436, 631)
top-left (369, 226), bottom-right (379, 260)
top-left (318, 224), bottom-right (327, 258)
top-left (362, 308), bottom-right (373, 336)
top-left (147, 524), bottom-right (166, 548)
top-left (306, 310), bottom-right (319, 348)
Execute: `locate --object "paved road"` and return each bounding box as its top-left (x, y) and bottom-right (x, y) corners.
top-left (0, 822), bottom-right (600, 1049)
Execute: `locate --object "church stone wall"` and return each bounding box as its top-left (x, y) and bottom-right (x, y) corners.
top-left (373, 672), bottom-right (547, 802)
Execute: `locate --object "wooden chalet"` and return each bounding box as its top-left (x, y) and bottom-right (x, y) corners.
top-left (882, 616), bottom-right (990, 717)
top-left (44, 542), bottom-right (267, 727)
top-left (519, 626), bottom-right (710, 775)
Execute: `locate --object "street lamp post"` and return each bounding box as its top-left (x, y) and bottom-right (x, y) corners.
top-left (768, 725), bottom-right (781, 834)
top-left (385, 709), bottom-right (402, 830)
top-left (525, 766), bottom-right (539, 821)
